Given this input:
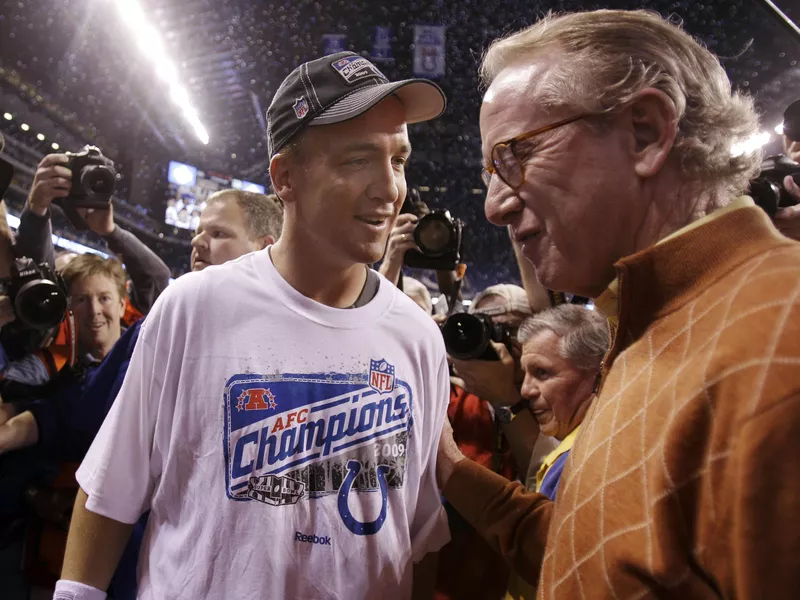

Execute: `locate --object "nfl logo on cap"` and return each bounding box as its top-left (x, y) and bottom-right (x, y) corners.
top-left (293, 97), bottom-right (309, 119)
top-left (369, 359), bottom-right (395, 393)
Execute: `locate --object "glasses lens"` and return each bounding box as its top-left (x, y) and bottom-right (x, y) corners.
top-left (481, 169), bottom-right (492, 188)
top-left (492, 144), bottom-right (523, 188)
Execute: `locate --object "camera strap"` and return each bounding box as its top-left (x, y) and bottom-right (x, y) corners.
top-left (53, 200), bottom-right (91, 231)
top-left (445, 275), bottom-right (463, 316)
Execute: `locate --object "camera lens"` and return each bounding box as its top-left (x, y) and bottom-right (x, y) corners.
top-left (15, 279), bottom-right (68, 329)
top-left (441, 313), bottom-right (490, 360)
top-left (415, 214), bottom-right (453, 256)
top-left (81, 165), bottom-right (116, 196)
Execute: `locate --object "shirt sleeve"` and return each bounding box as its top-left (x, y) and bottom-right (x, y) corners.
top-left (409, 353), bottom-right (451, 562)
top-left (443, 459), bottom-right (554, 586)
top-left (75, 293), bottom-right (179, 524)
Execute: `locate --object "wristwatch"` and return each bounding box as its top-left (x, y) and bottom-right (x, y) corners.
top-left (496, 399), bottom-right (528, 425)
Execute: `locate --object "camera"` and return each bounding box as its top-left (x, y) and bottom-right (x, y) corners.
top-left (61, 145), bottom-right (117, 209)
top-left (0, 257), bottom-right (67, 330)
top-left (400, 188), bottom-right (465, 270)
top-left (441, 312), bottom-right (512, 361)
top-left (750, 99), bottom-right (800, 218)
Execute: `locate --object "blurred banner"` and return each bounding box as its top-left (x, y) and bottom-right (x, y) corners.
top-left (323, 33), bottom-right (347, 55)
top-left (372, 26), bottom-right (394, 62)
top-left (413, 25), bottom-right (446, 78)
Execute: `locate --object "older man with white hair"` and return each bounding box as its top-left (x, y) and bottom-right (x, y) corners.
top-left (436, 9), bottom-right (800, 599)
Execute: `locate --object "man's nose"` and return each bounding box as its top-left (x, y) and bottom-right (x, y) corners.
top-left (484, 181), bottom-right (524, 227)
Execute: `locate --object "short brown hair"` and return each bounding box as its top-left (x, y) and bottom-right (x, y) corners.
top-left (61, 253), bottom-right (127, 300)
top-left (209, 190), bottom-right (283, 241)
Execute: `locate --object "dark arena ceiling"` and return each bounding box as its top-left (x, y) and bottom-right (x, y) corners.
top-left (0, 0), bottom-right (798, 289)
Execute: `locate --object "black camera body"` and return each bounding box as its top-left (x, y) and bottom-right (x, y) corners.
top-left (750, 99), bottom-right (800, 217)
top-left (0, 257), bottom-right (67, 330)
top-left (400, 189), bottom-right (465, 270)
top-left (61, 145), bottom-right (117, 209)
top-left (750, 155), bottom-right (800, 218)
top-left (441, 312), bottom-right (512, 361)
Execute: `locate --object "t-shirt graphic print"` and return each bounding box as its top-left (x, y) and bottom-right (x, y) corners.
top-left (225, 360), bottom-right (413, 537)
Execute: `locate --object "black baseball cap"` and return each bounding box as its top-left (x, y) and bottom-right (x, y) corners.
top-left (267, 52), bottom-right (446, 159)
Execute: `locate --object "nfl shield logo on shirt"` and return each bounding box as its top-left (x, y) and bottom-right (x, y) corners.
top-left (369, 359), bottom-right (395, 393)
top-left (293, 96), bottom-right (309, 119)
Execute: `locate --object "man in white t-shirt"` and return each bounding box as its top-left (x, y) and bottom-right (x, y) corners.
top-left (55, 52), bottom-right (450, 600)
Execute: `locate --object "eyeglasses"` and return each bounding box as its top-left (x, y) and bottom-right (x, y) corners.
top-left (481, 114), bottom-right (589, 190)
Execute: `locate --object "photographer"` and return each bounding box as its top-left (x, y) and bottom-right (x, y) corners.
top-left (17, 153), bottom-right (171, 315)
top-left (776, 136), bottom-right (800, 240)
top-left (379, 189), bottom-right (464, 308)
top-left (0, 254), bottom-right (128, 455)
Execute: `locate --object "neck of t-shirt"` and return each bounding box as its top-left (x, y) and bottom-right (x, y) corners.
top-left (267, 246), bottom-right (379, 309)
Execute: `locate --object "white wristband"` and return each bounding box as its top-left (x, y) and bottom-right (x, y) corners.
top-left (53, 580), bottom-right (107, 600)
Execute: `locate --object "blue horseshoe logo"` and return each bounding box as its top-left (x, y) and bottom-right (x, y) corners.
top-left (337, 460), bottom-right (390, 536)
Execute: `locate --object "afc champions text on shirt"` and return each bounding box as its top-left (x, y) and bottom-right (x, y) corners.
top-left (225, 359), bottom-right (412, 538)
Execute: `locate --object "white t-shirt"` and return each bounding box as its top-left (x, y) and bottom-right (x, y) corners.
top-left (76, 248), bottom-right (451, 600)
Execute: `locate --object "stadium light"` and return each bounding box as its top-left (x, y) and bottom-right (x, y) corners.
top-left (51, 142), bottom-right (60, 150)
top-left (3, 113), bottom-right (11, 120)
top-left (775, 122), bottom-right (784, 135)
top-left (113, 0), bottom-right (209, 145)
top-left (37, 133), bottom-right (45, 141)
top-left (730, 131), bottom-right (771, 157)
top-left (20, 123), bottom-right (29, 131)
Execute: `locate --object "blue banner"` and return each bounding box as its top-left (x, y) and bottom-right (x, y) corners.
top-left (371, 26), bottom-right (394, 63)
top-left (413, 25), bottom-right (446, 78)
top-left (323, 33), bottom-right (347, 56)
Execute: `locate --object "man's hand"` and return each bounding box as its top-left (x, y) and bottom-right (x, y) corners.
top-left (450, 341), bottom-right (521, 408)
top-left (378, 213), bottom-right (419, 286)
top-left (78, 205), bottom-right (116, 236)
top-left (0, 402), bottom-right (16, 426)
top-left (0, 410), bottom-right (38, 456)
top-left (775, 175), bottom-right (800, 241)
top-left (436, 416), bottom-right (466, 489)
top-left (27, 154), bottom-right (72, 217)
top-left (0, 294), bottom-right (16, 328)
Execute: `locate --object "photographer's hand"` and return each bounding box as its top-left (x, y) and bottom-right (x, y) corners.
top-left (776, 175), bottom-right (800, 242)
top-left (379, 213), bottom-right (419, 286)
top-left (78, 205), bottom-right (116, 236)
top-left (450, 342), bottom-right (522, 408)
top-left (27, 154), bottom-right (71, 217)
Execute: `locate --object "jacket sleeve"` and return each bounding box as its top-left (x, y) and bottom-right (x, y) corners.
top-left (442, 458), bottom-right (554, 585)
top-left (15, 206), bottom-right (55, 267)
top-left (103, 227), bottom-right (170, 314)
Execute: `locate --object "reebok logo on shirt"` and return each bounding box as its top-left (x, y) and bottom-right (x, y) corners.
top-left (295, 531), bottom-right (332, 546)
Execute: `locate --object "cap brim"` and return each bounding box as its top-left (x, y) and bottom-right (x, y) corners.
top-left (310, 79), bottom-right (446, 126)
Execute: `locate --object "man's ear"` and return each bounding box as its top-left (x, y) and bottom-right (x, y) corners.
top-left (269, 153), bottom-right (295, 204)
top-left (623, 88), bottom-right (679, 179)
top-left (258, 235), bottom-right (276, 250)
